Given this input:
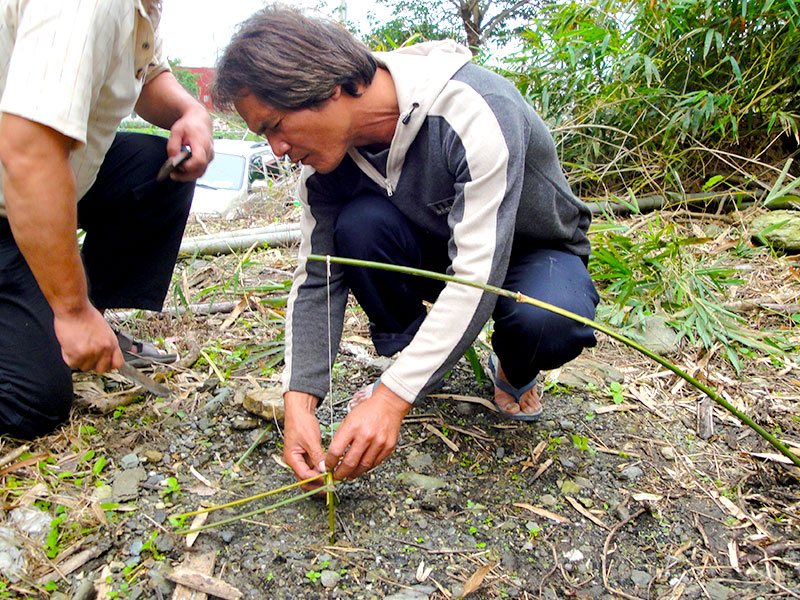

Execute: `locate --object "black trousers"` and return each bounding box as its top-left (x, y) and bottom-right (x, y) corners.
top-left (0, 132), bottom-right (194, 438)
top-left (333, 193), bottom-right (600, 389)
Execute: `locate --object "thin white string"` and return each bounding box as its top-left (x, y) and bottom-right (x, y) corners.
top-left (325, 255), bottom-right (333, 425)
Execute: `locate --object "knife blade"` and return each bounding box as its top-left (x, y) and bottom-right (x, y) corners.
top-left (118, 362), bottom-right (172, 398)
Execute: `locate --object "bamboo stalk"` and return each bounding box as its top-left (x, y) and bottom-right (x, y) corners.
top-left (326, 471), bottom-right (336, 543)
top-left (173, 473), bottom-right (325, 519)
top-left (177, 487), bottom-right (323, 535)
top-left (307, 253), bottom-right (800, 469)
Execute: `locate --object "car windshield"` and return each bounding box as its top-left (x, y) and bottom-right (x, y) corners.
top-left (197, 153), bottom-right (246, 191)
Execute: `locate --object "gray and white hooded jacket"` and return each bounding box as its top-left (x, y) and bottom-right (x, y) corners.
top-left (282, 41), bottom-right (591, 405)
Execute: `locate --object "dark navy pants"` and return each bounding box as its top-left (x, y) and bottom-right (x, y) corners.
top-left (334, 194), bottom-right (599, 389)
top-left (0, 133), bottom-right (194, 438)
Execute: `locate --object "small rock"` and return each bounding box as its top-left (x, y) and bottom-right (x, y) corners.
top-left (561, 480), bottom-right (582, 495)
top-left (574, 476), bottom-right (592, 488)
top-left (231, 416), bottom-right (259, 430)
top-left (143, 450), bottom-right (163, 463)
top-left (129, 539), bottom-right (144, 556)
top-left (112, 467), bottom-right (146, 501)
top-left (633, 314), bottom-right (681, 356)
top-left (385, 585), bottom-right (434, 600)
top-left (563, 549), bottom-right (584, 563)
top-left (241, 386), bottom-right (285, 422)
top-left (221, 530), bottom-right (234, 543)
top-left (706, 580), bottom-right (733, 600)
top-left (320, 570), bottom-right (340, 588)
top-left (407, 451), bottom-right (433, 470)
top-left (631, 569), bottom-right (651, 587)
top-left (501, 550), bottom-right (517, 571)
top-left (71, 578), bottom-right (95, 600)
top-left (396, 472), bottom-right (448, 492)
top-left (750, 210), bottom-right (800, 252)
top-left (120, 453), bottom-right (140, 470)
top-left (659, 446), bottom-right (675, 461)
top-left (92, 485), bottom-right (113, 501)
top-left (540, 494), bottom-right (557, 508)
top-left (614, 503), bottom-right (631, 522)
top-left (560, 457), bottom-right (576, 470)
top-left (496, 446), bottom-right (505, 459)
top-left (455, 402), bottom-right (474, 416)
top-left (619, 465), bottom-right (643, 481)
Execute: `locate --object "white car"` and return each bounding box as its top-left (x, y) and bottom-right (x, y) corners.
top-left (190, 139), bottom-right (288, 217)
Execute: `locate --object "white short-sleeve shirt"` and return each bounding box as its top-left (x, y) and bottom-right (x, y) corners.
top-left (0, 0), bottom-right (169, 217)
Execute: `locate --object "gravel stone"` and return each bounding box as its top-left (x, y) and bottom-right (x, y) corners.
top-left (320, 569), bottom-right (340, 588)
top-left (120, 453), bottom-right (140, 470)
top-left (620, 466), bottom-right (644, 481)
top-left (631, 569), bottom-right (652, 587)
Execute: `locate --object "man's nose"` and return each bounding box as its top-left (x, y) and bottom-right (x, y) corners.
top-left (267, 134), bottom-right (290, 158)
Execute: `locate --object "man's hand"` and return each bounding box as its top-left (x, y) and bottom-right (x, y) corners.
top-left (135, 71), bottom-right (213, 181)
top-left (54, 305), bottom-right (123, 372)
top-left (165, 105), bottom-right (213, 181)
top-left (325, 383), bottom-right (411, 481)
top-left (283, 391), bottom-right (327, 490)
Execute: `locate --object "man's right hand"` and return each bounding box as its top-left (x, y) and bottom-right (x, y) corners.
top-left (54, 305), bottom-right (123, 373)
top-left (283, 391), bottom-right (327, 490)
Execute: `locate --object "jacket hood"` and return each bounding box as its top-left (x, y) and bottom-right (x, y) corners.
top-left (345, 40), bottom-right (473, 192)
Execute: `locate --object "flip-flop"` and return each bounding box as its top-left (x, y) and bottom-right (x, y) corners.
top-left (487, 353), bottom-right (543, 421)
top-left (115, 329), bottom-right (178, 368)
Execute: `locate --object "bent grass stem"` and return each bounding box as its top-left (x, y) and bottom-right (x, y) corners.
top-left (307, 253), bottom-right (800, 469)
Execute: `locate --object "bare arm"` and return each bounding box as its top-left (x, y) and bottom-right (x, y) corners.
top-left (135, 71), bottom-right (214, 180)
top-left (0, 114), bottom-right (122, 372)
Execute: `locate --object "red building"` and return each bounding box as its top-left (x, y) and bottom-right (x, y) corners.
top-left (186, 67), bottom-right (215, 110)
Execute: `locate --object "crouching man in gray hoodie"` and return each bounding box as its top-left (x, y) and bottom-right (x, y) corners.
top-left (213, 5), bottom-right (599, 488)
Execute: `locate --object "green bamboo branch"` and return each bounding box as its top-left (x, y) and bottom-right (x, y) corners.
top-left (308, 253), bottom-right (800, 469)
top-left (173, 473), bottom-right (326, 520)
top-left (177, 486), bottom-right (327, 535)
top-left (326, 471), bottom-right (336, 543)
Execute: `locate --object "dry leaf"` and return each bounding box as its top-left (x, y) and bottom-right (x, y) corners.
top-left (513, 502), bottom-right (569, 524)
top-left (462, 563), bottom-right (493, 597)
top-left (564, 496), bottom-right (609, 530)
top-left (416, 559), bottom-right (433, 582)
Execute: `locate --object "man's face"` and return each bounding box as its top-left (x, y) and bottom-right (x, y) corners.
top-left (234, 91), bottom-right (351, 174)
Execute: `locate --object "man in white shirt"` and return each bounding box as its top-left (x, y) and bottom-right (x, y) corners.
top-left (0, 0), bottom-right (214, 437)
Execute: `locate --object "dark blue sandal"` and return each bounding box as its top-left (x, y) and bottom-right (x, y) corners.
top-left (487, 353), bottom-right (543, 421)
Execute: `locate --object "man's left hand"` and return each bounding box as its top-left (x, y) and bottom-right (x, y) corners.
top-left (325, 382), bottom-right (411, 480)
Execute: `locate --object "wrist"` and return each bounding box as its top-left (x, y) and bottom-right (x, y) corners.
top-left (284, 391), bottom-right (318, 414)
top-left (377, 384), bottom-right (412, 419)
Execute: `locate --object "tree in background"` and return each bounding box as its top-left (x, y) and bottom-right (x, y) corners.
top-left (504, 0), bottom-right (800, 198)
top-left (168, 57), bottom-right (200, 99)
top-left (366, 0), bottom-right (539, 54)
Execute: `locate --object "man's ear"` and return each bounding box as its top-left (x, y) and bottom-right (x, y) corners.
top-left (330, 85), bottom-right (343, 101)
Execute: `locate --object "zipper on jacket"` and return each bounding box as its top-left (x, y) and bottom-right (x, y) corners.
top-left (386, 180), bottom-right (394, 196)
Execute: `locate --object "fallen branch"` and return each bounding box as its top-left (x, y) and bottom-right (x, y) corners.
top-left (179, 224), bottom-right (301, 256)
top-left (586, 190), bottom-right (770, 215)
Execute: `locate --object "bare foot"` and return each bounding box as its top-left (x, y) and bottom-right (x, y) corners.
top-left (348, 381), bottom-right (378, 412)
top-left (493, 360), bottom-right (542, 417)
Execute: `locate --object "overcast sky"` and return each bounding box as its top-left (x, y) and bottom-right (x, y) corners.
top-left (160, 0), bottom-right (389, 68)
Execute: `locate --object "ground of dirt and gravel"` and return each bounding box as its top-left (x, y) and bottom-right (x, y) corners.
top-left (1, 187), bottom-right (799, 600)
